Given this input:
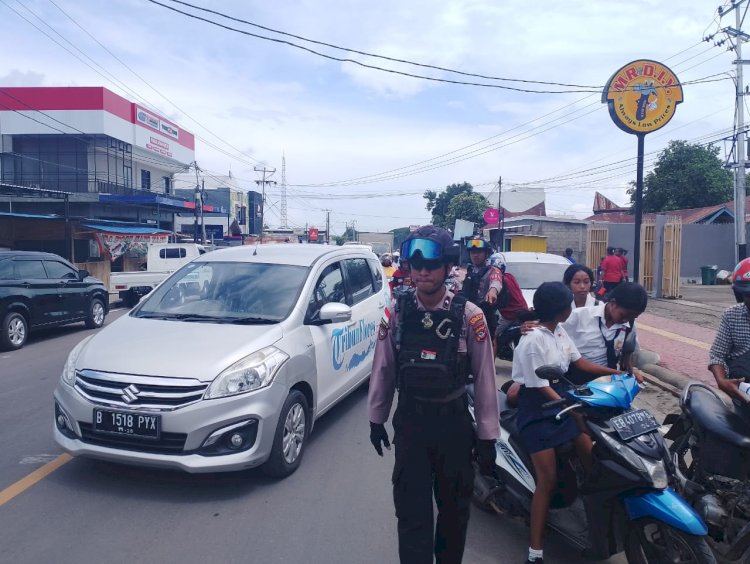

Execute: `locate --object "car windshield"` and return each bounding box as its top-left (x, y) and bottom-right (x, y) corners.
top-left (133, 261), bottom-right (309, 323)
top-left (504, 262), bottom-right (569, 289)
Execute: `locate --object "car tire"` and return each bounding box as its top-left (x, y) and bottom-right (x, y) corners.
top-left (85, 298), bottom-right (106, 329)
top-left (1, 311), bottom-right (28, 350)
top-left (261, 390), bottom-right (309, 479)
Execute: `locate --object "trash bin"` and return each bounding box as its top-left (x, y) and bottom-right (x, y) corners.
top-left (700, 265), bottom-right (718, 285)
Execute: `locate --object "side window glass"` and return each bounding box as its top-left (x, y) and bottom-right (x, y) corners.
top-left (43, 261), bottom-right (78, 279)
top-left (307, 263), bottom-right (346, 321)
top-left (368, 258), bottom-right (384, 293)
top-left (344, 258), bottom-right (374, 305)
top-left (0, 261), bottom-right (13, 280)
top-left (15, 260), bottom-right (47, 279)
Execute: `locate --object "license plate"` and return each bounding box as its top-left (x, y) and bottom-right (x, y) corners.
top-left (609, 409), bottom-right (659, 441)
top-left (93, 409), bottom-right (160, 439)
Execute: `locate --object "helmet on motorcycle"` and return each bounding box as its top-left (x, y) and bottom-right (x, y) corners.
top-left (400, 225), bottom-right (459, 268)
top-left (466, 236), bottom-right (492, 253)
top-left (489, 252), bottom-right (506, 273)
top-left (732, 258), bottom-right (750, 301)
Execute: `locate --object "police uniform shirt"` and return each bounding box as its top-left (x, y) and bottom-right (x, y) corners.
top-left (367, 287), bottom-right (500, 441)
top-left (511, 325), bottom-right (581, 387)
top-left (561, 303), bottom-right (630, 367)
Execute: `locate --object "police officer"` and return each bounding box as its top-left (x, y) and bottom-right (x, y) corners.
top-left (461, 236), bottom-right (503, 349)
top-left (368, 225), bottom-right (500, 564)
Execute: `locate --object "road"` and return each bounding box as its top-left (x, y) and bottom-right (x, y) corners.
top-left (0, 310), bottom-right (685, 563)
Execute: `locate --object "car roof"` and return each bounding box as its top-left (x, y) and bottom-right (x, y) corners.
top-left (0, 250), bottom-right (69, 261)
top-left (498, 251), bottom-right (571, 265)
top-left (196, 243), bottom-right (377, 266)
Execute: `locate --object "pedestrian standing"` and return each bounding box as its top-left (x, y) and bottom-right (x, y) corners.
top-left (461, 236), bottom-right (503, 352)
top-left (368, 225), bottom-right (500, 564)
top-left (600, 247), bottom-right (624, 293)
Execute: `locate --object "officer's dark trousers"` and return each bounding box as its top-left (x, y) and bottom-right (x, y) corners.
top-left (392, 401), bottom-right (475, 564)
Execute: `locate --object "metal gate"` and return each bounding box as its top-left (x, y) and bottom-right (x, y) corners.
top-left (587, 226), bottom-right (608, 273)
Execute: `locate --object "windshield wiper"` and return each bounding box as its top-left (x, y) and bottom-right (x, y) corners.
top-left (135, 313), bottom-right (220, 322)
top-left (229, 316), bottom-right (278, 325)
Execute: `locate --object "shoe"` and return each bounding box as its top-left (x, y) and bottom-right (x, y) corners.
top-left (525, 559), bottom-right (544, 564)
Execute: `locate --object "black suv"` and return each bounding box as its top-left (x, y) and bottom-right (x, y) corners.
top-left (0, 251), bottom-right (109, 350)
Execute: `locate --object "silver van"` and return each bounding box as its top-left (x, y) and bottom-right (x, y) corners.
top-left (54, 244), bottom-right (388, 477)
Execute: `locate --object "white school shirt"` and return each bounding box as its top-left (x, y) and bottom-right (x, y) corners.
top-left (571, 293), bottom-right (598, 309)
top-left (561, 303), bottom-right (630, 367)
top-left (511, 325), bottom-right (581, 388)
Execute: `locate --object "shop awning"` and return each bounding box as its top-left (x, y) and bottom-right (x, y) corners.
top-left (99, 193), bottom-right (228, 214)
top-left (81, 222), bottom-right (171, 235)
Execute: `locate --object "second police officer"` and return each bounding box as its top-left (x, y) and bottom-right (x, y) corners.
top-left (368, 225), bottom-right (500, 564)
top-left (461, 236), bottom-right (504, 352)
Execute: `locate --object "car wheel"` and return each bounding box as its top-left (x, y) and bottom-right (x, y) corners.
top-left (85, 298), bottom-right (106, 329)
top-left (1, 311), bottom-right (28, 350)
top-left (261, 390), bottom-right (309, 479)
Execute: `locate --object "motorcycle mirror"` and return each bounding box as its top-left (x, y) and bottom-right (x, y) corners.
top-left (535, 365), bottom-right (564, 381)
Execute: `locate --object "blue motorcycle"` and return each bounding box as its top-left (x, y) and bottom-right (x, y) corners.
top-left (469, 368), bottom-right (715, 563)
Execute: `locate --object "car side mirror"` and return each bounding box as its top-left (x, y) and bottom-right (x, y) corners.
top-left (78, 269), bottom-right (90, 281)
top-left (319, 302), bottom-right (352, 324)
top-left (535, 364), bottom-right (564, 382)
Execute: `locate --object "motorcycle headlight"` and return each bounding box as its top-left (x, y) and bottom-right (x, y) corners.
top-left (204, 347), bottom-right (289, 399)
top-left (61, 336), bottom-right (94, 386)
top-left (598, 431), bottom-right (667, 488)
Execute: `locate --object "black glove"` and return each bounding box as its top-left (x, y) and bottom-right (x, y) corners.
top-left (475, 439), bottom-right (497, 476)
top-left (370, 422), bottom-right (391, 456)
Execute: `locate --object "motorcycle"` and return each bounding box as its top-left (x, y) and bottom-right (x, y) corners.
top-left (665, 381), bottom-right (750, 563)
top-left (469, 368), bottom-right (715, 563)
top-left (495, 319), bottom-right (521, 361)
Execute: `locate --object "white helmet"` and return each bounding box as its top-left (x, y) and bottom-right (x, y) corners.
top-left (489, 253), bottom-right (506, 272)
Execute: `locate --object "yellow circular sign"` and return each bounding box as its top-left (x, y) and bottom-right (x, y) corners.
top-left (602, 59), bottom-right (684, 135)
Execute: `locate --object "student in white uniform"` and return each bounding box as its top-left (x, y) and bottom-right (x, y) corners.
top-left (563, 264), bottom-right (598, 309)
top-left (512, 282), bottom-right (621, 564)
top-left (562, 282), bottom-right (648, 385)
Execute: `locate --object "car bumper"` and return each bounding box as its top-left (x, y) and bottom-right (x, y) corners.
top-left (53, 380), bottom-right (288, 473)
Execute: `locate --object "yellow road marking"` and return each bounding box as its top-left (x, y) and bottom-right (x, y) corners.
top-left (637, 323), bottom-right (711, 351)
top-left (0, 453), bottom-right (72, 507)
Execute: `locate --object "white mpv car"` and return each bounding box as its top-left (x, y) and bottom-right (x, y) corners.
top-left (54, 244), bottom-right (388, 477)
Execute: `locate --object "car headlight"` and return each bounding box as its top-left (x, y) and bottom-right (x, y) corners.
top-left (204, 346), bottom-right (289, 399)
top-left (61, 336), bottom-right (94, 386)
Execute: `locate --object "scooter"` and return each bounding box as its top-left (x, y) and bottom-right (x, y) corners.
top-left (495, 320), bottom-right (521, 361)
top-left (665, 381), bottom-right (750, 563)
top-left (469, 367), bottom-right (715, 563)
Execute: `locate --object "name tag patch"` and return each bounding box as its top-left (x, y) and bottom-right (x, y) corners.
top-left (421, 350), bottom-right (437, 360)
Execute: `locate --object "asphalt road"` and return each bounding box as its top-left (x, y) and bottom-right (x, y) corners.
top-left (0, 310), bottom-right (635, 564)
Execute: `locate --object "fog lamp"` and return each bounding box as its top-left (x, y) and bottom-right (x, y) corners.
top-left (229, 433), bottom-right (244, 448)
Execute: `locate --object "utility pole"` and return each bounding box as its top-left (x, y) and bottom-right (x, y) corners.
top-left (497, 176), bottom-right (505, 251)
top-left (325, 210), bottom-right (331, 244)
top-left (721, 1), bottom-right (750, 261)
top-left (254, 165), bottom-right (276, 244)
top-left (280, 153), bottom-right (289, 229)
top-left (192, 162), bottom-right (202, 244)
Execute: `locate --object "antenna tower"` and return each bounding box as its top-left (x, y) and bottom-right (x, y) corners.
top-left (280, 153), bottom-right (289, 229)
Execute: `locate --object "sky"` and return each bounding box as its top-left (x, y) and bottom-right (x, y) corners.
top-left (0, 0), bottom-right (740, 234)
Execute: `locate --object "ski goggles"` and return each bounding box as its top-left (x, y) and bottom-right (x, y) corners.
top-left (401, 238), bottom-right (443, 261)
top-left (466, 239), bottom-right (489, 250)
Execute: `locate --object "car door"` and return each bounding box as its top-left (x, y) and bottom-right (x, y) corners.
top-left (43, 259), bottom-right (86, 320)
top-left (339, 256), bottom-right (385, 389)
top-left (305, 260), bottom-right (348, 413)
top-left (13, 259), bottom-right (57, 326)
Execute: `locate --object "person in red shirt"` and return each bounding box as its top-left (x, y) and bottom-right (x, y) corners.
top-left (488, 253), bottom-right (529, 335)
top-left (601, 247), bottom-right (624, 293)
top-left (618, 248), bottom-right (630, 282)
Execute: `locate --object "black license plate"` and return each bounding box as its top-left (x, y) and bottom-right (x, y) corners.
top-left (609, 409), bottom-right (659, 441)
top-left (94, 409), bottom-right (160, 439)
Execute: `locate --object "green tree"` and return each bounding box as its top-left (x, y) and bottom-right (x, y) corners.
top-left (391, 227), bottom-right (412, 250)
top-left (630, 140), bottom-right (732, 212)
top-left (424, 182), bottom-right (487, 228)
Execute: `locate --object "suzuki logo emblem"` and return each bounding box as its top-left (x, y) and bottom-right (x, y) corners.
top-left (121, 384), bottom-right (140, 404)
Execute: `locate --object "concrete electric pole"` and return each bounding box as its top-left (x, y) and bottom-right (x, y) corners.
top-left (720, 1), bottom-right (750, 261)
top-left (254, 165), bottom-right (277, 244)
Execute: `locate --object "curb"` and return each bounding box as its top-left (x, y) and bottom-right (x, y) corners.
top-left (639, 364), bottom-right (683, 398)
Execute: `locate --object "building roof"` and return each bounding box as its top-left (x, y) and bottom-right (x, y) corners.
top-left (592, 191), bottom-right (629, 214)
top-left (585, 195), bottom-right (750, 224)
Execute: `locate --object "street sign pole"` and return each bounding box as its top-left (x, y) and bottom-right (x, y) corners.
top-left (633, 133), bottom-right (645, 283)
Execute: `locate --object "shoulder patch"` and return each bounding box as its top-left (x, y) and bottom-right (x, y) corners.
top-left (469, 312), bottom-right (484, 326)
top-left (469, 311), bottom-right (488, 342)
top-left (378, 320), bottom-right (390, 340)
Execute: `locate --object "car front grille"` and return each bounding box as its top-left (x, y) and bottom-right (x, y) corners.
top-left (75, 369), bottom-right (208, 411)
top-left (78, 423), bottom-right (187, 454)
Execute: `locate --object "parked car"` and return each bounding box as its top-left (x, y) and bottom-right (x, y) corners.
top-left (495, 251), bottom-right (572, 304)
top-left (0, 251), bottom-right (109, 350)
top-left (54, 244), bottom-right (389, 477)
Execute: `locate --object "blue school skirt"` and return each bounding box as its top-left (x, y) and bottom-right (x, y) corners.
top-left (516, 383), bottom-right (581, 454)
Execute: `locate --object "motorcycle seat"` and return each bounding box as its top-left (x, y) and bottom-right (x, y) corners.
top-left (688, 387), bottom-right (750, 450)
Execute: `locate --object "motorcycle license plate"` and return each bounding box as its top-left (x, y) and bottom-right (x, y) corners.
top-left (609, 409), bottom-right (659, 441)
top-left (94, 409), bottom-right (160, 439)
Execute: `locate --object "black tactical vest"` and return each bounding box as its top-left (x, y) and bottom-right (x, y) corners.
top-left (395, 290), bottom-right (469, 400)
